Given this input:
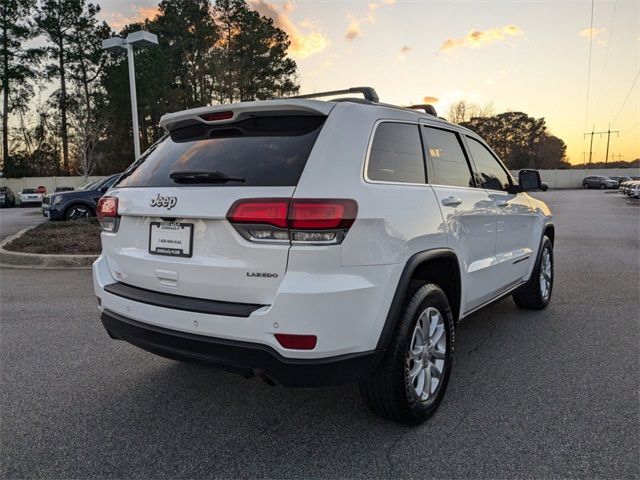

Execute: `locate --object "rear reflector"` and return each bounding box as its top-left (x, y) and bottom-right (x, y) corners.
top-left (200, 111), bottom-right (233, 122)
top-left (275, 334), bottom-right (317, 350)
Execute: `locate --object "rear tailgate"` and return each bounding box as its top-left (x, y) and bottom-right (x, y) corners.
top-left (101, 104), bottom-right (331, 306)
top-left (102, 186), bottom-right (294, 305)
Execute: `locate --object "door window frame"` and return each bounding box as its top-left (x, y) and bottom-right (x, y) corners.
top-left (461, 134), bottom-right (516, 192)
top-left (419, 123), bottom-right (478, 190)
top-left (363, 119), bottom-right (429, 186)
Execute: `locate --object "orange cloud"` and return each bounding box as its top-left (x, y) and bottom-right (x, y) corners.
top-left (579, 27), bottom-right (605, 38)
top-left (101, 6), bottom-right (159, 30)
top-left (423, 96), bottom-right (439, 104)
top-left (440, 24), bottom-right (524, 52)
top-left (345, 19), bottom-right (362, 41)
top-left (249, 0), bottom-right (327, 59)
top-left (345, 0), bottom-right (396, 41)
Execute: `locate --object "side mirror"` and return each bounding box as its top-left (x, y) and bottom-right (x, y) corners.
top-left (99, 185), bottom-right (109, 193)
top-left (518, 169), bottom-right (544, 192)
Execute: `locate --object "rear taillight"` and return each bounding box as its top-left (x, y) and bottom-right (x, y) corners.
top-left (97, 196), bottom-right (120, 233)
top-left (226, 198), bottom-right (358, 245)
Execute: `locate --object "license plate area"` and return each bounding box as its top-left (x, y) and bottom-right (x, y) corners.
top-left (149, 222), bottom-right (194, 258)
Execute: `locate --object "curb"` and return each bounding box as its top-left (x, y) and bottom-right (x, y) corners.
top-left (0, 228), bottom-right (98, 269)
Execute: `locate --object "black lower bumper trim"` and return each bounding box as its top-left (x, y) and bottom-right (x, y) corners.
top-left (101, 310), bottom-right (377, 387)
top-left (104, 282), bottom-right (265, 318)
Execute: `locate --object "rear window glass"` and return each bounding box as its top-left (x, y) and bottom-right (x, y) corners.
top-left (118, 115), bottom-right (326, 188)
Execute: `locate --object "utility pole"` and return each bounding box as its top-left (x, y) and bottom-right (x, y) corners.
top-left (603, 123), bottom-right (619, 164)
top-left (583, 125), bottom-right (619, 164)
top-left (584, 125), bottom-right (595, 166)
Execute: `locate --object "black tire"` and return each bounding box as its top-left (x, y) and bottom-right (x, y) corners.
top-left (360, 282), bottom-right (455, 425)
top-left (65, 204), bottom-right (94, 221)
top-left (599, 183), bottom-right (606, 189)
top-left (513, 236), bottom-right (553, 310)
top-left (583, 183), bottom-right (589, 189)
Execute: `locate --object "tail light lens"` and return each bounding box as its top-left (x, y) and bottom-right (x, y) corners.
top-left (97, 196), bottom-right (120, 233)
top-left (227, 198), bottom-right (357, 245)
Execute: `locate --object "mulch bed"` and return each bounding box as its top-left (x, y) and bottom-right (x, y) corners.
top-left (4, 219), bottom-right (102, 255)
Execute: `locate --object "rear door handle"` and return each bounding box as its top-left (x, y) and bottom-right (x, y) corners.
top-left (442, 196), bottom-right (462, 207)
top-left (496, 200), bottom-right (509, 207)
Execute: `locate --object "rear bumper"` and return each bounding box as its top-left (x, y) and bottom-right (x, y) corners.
top-left (102, 309), bottom-right (377, 387)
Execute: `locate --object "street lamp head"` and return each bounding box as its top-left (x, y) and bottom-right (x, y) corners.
top-left (101, 37), bottom-right (127, 52)
top-left (126, 31), bottom-right (159, 48)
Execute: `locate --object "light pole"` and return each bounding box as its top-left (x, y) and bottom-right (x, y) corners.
top-left (102, 31), bottom-right (158, 159)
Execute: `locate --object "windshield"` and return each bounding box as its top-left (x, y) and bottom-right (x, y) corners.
top-left (22, 189), bottom-right (37, 194)
top-left (77, 179), bottom-right (103, 191)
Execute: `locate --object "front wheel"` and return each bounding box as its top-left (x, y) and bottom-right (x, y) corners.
top-left (65, 204), bottom-right (93, 221)
top-left (599, 183), bottom-right (606, 189)
top-left (513, 236), bottom-right (553, 310)
top-left (583, 183), bottom-right (589, 189)
top-left (360, 283), bottom-right (454, 425)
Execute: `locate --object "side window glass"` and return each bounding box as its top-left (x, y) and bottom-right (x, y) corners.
top-left (422, 127), bottom-right (474, 188)
top-left (466, 137), bottom-right (511, 191)
top-left (367, 122), bottom-right (425, 184)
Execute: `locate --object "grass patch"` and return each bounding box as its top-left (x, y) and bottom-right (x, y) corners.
top-left (4, 219), bottom-right (102, 255)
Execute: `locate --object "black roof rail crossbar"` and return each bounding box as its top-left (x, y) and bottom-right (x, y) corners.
top-left (292, 87), bottom-right (380, 103)
top-left (406, 104), bottom-right (438, 116)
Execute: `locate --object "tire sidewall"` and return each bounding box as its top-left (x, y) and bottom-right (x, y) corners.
top-left (536, 238), bottom-right (554, 307)
top-left (400, 285), bottom-right (455, 420)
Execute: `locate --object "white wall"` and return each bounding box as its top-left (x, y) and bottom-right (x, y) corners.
top-left (0, 176), bottom-right (107, 196)
top-left (509, 169), bottom-right (639, 189)
top-left (2, 169), bottom-right (639, 196)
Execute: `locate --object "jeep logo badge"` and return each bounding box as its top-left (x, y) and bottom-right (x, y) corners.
top-left (150, 194), bottom-right (177, 210)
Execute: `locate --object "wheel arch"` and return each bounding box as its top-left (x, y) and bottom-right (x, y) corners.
top-left (375, 248), bottom-right (461, 352)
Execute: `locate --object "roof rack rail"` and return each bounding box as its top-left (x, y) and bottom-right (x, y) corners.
top-left (292, 87), bottom-right (380, 103)
top-left (406, 104), bottom-right (438, 116)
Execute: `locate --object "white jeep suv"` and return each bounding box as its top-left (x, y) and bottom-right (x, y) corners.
top-left (93, 87), bottom-right (554, 425)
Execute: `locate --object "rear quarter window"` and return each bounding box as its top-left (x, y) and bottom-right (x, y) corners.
top-left (366, 122), bottom-right (425, 184)
top-left (118, 115), bottom-right (326, 188)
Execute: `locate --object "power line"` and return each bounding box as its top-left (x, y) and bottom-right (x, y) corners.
top-left (611, 69), bottom-right (640, 126)
top-left (594, 0), bottom-right (617, 116)
top-left (583, 0), bottom-right (595, 133)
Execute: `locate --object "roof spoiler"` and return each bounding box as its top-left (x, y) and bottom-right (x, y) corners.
top-left (291, 87), bottom-right (380, 103)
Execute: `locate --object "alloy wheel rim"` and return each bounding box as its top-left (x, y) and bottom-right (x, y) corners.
top-left (70, 207), bottom-right (89, 220)
top-left (406, 306), bottom-right (447, 403)
top-left (539, 247), bottom-right (552, 300)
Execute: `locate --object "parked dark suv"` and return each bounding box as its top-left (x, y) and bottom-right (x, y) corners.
top-left (42, 174), bottom-right (121, 220)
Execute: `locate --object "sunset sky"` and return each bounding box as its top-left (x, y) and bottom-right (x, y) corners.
top-left (98, 0), bottom-right (639, 164)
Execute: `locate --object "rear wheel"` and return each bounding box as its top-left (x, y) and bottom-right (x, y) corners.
top-left (360, 282), bottom-right (454, 425)
top-left (583, 183), bottom-right (589, 189)
top-left (65, 204), bottom-right (93, 221)
top-left (513, 236), bottom-right (553, 310)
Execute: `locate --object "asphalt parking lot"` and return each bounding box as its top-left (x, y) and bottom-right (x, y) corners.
top-left (1, 189), bottom-right (638, 479)
top-left (0, 207), bottom-right (46, 241)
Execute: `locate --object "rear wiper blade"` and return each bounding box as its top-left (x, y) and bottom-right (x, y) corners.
top-left (169, 170), bottom-right (246, 184)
